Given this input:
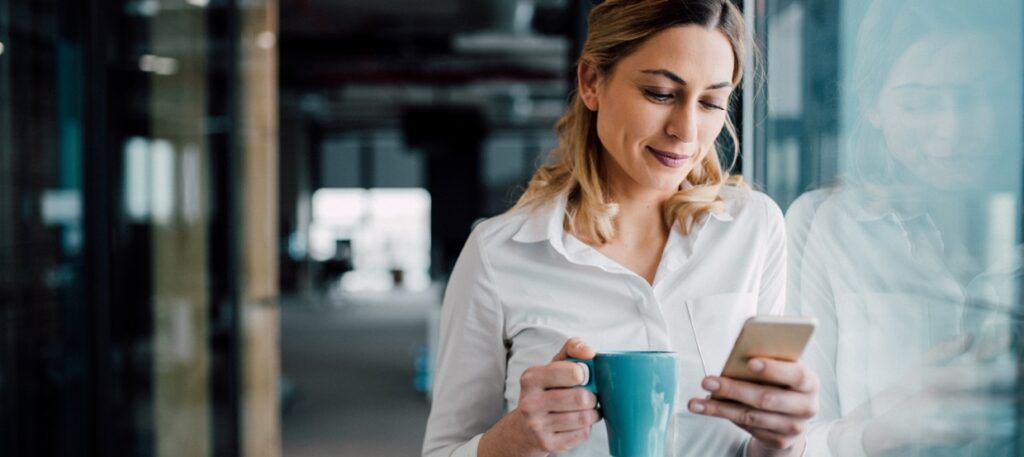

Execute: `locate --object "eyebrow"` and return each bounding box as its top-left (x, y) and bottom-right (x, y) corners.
top-left (640, 68), bottom-right (732, 90)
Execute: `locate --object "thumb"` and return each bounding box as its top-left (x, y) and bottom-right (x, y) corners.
top-left (552, 337), bottom-right (597, 362)
top-left (923, 333), bottom-right (973, 365)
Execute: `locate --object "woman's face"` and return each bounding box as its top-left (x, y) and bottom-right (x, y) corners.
top-left (579, 25), bottom-right (735, 197)
top-left (871, 31), bottom-right (1009, 190)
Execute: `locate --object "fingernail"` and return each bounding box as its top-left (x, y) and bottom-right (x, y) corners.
top-left (702, 378), bottom-right (720, 392)
top-left (688, 401), bottom-right (705, 413)
top-left (575, 363), bottom-right (590, 385)
top-left (749, 359), bottom-right (765, 372)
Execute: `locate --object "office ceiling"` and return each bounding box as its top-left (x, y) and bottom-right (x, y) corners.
top-left (279, 0), bottom-right (576, 130)
top-left (280, 0), bottom-right (571, 86)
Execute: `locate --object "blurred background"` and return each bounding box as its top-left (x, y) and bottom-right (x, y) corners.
top-left (1, 0), bottom-right (1022, 456)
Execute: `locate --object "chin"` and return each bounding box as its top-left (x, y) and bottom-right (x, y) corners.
top-left (642, 171), bottom-right (690, 192)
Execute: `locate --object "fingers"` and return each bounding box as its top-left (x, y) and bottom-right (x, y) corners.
top-left (923, 334), bottom-right (972, 365)
top-left (689, 398), bottom-right (807, 438)
top-left (743, 426), bottom-right (804, 451)
top-left (921, 360), bottom-right (1017, 394)
top-left (520, 361), bottom-right (591, 392)
top-left (552, 336), bottom-right (596, 362)
top-left (546, 409), bottom-right (601, 432)
top-left (545, 428), bottom-right (592, 454)
top-left (518, 385), bottom-right (597, 414)
top-left (513, 337), bottom-right (602, 455)
top-left (519, 402), bottom-right (597, 454)
top-left (742, 358), bottom-right (819, 393)
top-left (543, 386), bottom-right (598, 412)
top-left (702, 376), bottom-right (818, 417)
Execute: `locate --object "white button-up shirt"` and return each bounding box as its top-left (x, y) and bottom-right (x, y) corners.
top-left (423, 187), bottom-right (787, 457)
top-left (787, 188), bottom-right (1018, 457)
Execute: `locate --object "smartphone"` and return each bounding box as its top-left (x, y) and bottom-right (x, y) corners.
top-left (718, 315), bottom-right (817, 383)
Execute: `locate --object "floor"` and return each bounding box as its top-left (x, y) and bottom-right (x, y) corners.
top-left (281, 294), bottom-right (434, 456)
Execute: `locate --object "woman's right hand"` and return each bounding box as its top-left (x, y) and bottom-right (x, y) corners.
top-left (479, 337), bottom-right (600, 457)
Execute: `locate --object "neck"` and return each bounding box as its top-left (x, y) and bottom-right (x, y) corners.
top-left (606, 179), bottom-right (674, 245)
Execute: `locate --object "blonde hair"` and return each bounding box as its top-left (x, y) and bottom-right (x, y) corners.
top-left (514, 0), bottom-right (750, 244)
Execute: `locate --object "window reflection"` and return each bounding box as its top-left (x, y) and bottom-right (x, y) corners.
top-left (766, 0), bottom-right (1024, 455)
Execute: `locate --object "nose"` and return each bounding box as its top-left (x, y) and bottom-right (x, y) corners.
top-left (666, 102), bottom-right (698, 144)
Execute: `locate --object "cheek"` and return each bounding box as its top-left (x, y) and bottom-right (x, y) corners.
top-left (596, 97), bottom-right (666, 152)
top-left (699, 115), bottom-right (728, 149)
top-left (876, 106), bottom-right (922, 151)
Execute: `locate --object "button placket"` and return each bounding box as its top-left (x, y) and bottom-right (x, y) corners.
top-left (626, 279), bottom-right (673, 351)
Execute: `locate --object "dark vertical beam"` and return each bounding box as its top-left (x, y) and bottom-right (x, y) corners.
top-left (566, 0), bottom-right (596, 100)
top-left (310, 123), bottom-right (323, 191)
top-left (207, 0), bottom-right (241, 455)
top-left (0, 0), bottom-right (12, 449)
top-left (730, 0), bottom-right (745, 176)
top-left (802, 0), bottom-right (839, 193)
top-left (360, 131), bottom-right (375, 189)
top-left (57, 1), bottom-right (90, 455)
top-left (82, 0), bottom-right (114, 455)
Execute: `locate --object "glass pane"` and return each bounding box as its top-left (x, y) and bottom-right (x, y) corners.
top-left (759, 0), bottom-right (1024, 455)
top-left (1, 0), bottom-right (278, 455)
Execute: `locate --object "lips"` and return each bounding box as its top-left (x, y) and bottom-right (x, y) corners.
top-left (646, 146), bottom-right (691, 168)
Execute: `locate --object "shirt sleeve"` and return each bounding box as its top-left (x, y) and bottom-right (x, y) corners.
top-left (785, 198), bottom-right (860, 457)
top-left (759, 195), bottom-right (788, 316)
top-left (422, 227), bottom-right (509, 457)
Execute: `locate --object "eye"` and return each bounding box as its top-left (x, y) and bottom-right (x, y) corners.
top-left (643, 89), bottom-right (675, 104)
top-left (897, 92), bottom-right (938, 112)
top-left (701, 100), bottom-right (726, 111)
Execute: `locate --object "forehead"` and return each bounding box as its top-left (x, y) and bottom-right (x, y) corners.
top-left (885, 31), bottom-right (1004, 88)
top-left (614, 25), bottom-right (736, 84)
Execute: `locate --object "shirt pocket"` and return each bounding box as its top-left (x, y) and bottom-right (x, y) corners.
top-left (685, 292), bottom-right (758, 377)
top-left (834, 291), bottom-right (962, 404)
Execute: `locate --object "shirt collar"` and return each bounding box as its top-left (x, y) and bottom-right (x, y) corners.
top-left (835, 187), bottom-right (929, 222)
top-left (511, 189), bottom-right (734, 245)
top-left (511, 193), bottom-right (568, 244)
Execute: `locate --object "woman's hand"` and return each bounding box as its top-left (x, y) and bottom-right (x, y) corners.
top-left (856, 335), bottom-right (1017, 455)
top-left (479, 337), bottom-right (600, 457)
top-left (688, 358), bottom-right (819, 457)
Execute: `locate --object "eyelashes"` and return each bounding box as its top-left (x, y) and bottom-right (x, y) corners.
top-left (702, 101), bottom-right (726, 111)
top-left (644, 90), bottom-right (675, 103)
top-left (642, 89), bottom-right (725, 111)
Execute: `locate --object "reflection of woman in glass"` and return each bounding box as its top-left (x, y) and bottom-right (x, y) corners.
top-left (424, 1), bottom-right (818, 456)
top-left (787, 0), bottom-right (1022, 455)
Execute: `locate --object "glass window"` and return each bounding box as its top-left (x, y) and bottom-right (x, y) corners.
top-left (0, 0), bottom-right (279, 456)
top-left (756, 0), bottom-right (1024, 455)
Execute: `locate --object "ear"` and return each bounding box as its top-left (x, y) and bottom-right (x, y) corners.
top-left (577, 60), bottom-right (601, 111)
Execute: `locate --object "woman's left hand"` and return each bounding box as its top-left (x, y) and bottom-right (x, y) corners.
top-left (688, 358), bottom-right (819, 456)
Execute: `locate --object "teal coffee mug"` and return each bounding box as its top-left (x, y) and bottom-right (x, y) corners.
top-left (570, 351), bottom-right (679, 457)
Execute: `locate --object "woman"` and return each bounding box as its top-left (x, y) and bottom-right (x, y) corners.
top-left (423, 1), bottom-right (818, 456)
top-left (786, 0), bottom-right (1020, 455)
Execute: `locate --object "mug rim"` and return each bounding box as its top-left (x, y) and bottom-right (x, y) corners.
top-left (596, 350), bottom-right (678, 357)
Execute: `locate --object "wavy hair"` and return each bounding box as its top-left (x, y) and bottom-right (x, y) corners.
top-left (514, 0), bottom-right (751, 244)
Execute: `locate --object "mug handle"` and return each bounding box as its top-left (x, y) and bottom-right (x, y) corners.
top-left (567, 358), bottom-right (597, 393)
